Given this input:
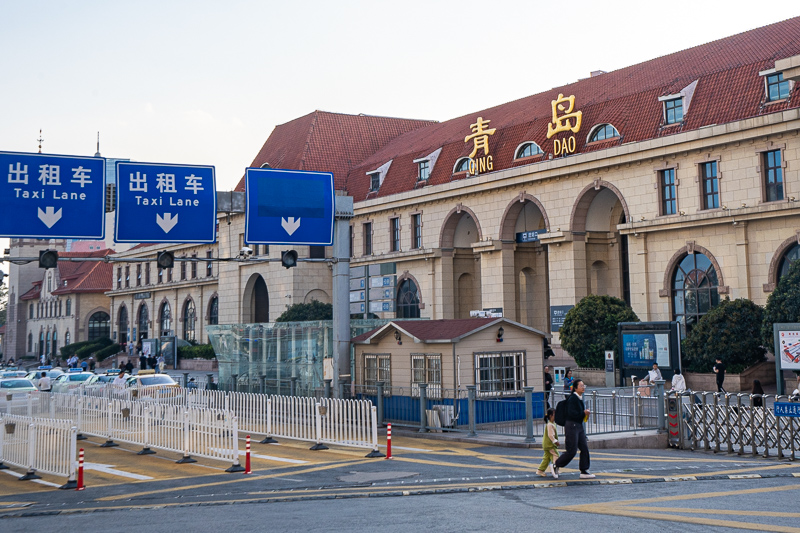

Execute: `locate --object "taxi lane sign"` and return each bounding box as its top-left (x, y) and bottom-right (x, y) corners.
top-left (115, 161), bottom-right (216, 243)
top-left (245, 168), bottom-right (334, 246)
top-left (0, 151), bottom-right (106, 239)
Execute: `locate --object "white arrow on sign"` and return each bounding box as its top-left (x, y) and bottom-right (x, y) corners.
top-left (37, 206), bottom-right (62, 228)
top-left (156, 213), bottom-right (178, 233)
top-left (281, 216), bottom-right (301, 236)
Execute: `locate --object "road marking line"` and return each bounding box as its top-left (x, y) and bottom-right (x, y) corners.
top-left (83, 462), bottom-right (153, 481)
top-left (0, 469), bottom-right (61, 488)
top-left (625, 505), bottom-right (800, 518)
top-left (248, 453), bottom-right (307, 465)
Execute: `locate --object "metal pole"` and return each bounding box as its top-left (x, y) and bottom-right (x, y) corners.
top-left (467, 385), bottom-right (477, 437)
top-left (260, 375), bottom-right (266, 395)
top-left (290, 376), bottom-right (297, 397)
top-left (324, 379), bottom-right (332, 399)
top-left (418, 383), bottom-right (428, 433)
top-left (655, 379), bottom-right (666, 432)
top-left (332, 196), bottom-right (354, 398)
top-left (376, 381), bottom-right (384, 427)
top-left (207, 373), bottom-right (214, 390)
top-left (524, 386), bottom-right (535, 443)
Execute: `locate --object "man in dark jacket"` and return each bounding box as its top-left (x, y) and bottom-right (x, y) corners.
top-left (553, 379), bottom-right (595, 479)
top-left (544, 366), bottom-right (554, 408)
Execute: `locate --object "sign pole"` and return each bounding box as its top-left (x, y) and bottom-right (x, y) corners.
top-left (332, 196), bottom-right (354, 398)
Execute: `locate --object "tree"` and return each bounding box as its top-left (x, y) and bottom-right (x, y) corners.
top-left (683, 297), bottom-right (766, 374)
top-left (559, 295), bottom-right (640, 368)
top-left (276, 300), bottom-right (333, 322)
top-left (762, 259), bottom-right (800, 354)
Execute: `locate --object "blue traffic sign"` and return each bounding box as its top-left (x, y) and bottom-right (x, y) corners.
top-left (115, 162), bottom-right (216, 243)
top-left (774, 402), bottom-right (800, 417)
top-left (0, 151), bottom-right (106, 239)
top-left (245, 168), bottom-right (334, 246)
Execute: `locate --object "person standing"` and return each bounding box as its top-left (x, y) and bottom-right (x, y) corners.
top-left (80, 358), bottom-right (88, 372)
top-left (544, 365), bottom-right (554, 408)
top-left (670, 368), bottom-right (686, 392)
top-left (648, 363), bottom-right (663, 382)
top-left (751, 379), bottom-right (764, 408)
top-left (713, 357), bottom-right (726, 393)
top-left (139, 352), bottom-right (147, 371)
top-left (88, 356), bottom-right (96, 372)
top-left (553, 379), bottom-right (595, 479)
top-left (37, 371), bottom-right (52, 392)
top-left (124, 359), bottom-right (134, 373)
top-left (563, 369), bottom-right (574, 394)
top-left (113, 371), bottom-right (128, 388)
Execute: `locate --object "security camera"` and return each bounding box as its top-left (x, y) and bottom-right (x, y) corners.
top-left (239, 246), bottom-right (254, 258)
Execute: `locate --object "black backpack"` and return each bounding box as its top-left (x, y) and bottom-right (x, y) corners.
top-left (554, 398), bottom-right (568, 426)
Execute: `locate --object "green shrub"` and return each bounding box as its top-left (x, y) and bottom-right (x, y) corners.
top-left (682, 297), bottom-right (766, 374)
top-left (559, 295), bottom-right (640, 368)
top-left (277, 300), bottom-right (333, 322)
top-left (60, 340), bottom-right (93, 358)
top-left (178, 344), bottom-right (216, 360)
top-left (94, 343), bottom-right (123, 362)
top-left (762, 259), bottom-right (800, 354)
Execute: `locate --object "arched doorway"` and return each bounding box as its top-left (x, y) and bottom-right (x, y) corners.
top-left (500, 195), bottom-right (550, 329)
top-left (440, 206), bottom-right (482, 319)
top-left (118, 306), bottom-right (129, 345)
top-left (183, 299), bottom-right (196, 341)
top-left (570, 182), bottom-right (631, 304)
top-left (671, 251), bottom-right (720, 335)
top-left (137, 303), bottom-right (149, 341)
top-left (243, 274), bottom-right (269, 323)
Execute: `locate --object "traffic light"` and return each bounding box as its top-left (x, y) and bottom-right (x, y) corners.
top-left (156, 251), bottom-right (174, 270)
top-left (281, 250), bottom-right (298, 269)
top-left (38, 249), bottom-right (58, 269)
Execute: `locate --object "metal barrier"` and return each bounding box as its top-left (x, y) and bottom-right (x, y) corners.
top-left (677, 391), bottom-right (800, 458)
top-left (0, 414), bottom-right (78, 488)
top-left (319, 398), bottom-right (382, 456)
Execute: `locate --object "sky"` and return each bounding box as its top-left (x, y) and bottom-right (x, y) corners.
top-left (0, 0), bottom-right (798, 277)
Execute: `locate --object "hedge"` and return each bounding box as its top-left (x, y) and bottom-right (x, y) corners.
top-left (177, 344), bottom-right (216, 360)
top-left (95, 343), bottom-right (123, 362)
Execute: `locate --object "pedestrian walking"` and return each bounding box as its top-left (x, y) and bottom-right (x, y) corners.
top-left (537, 408), bottom-right (560, 478)
top-left (157, 354), bottom-right (165, 373)
top-left (113, 371), bottom-right (128, 388)
top-left (124, 359), bottom-right (134, 373)
top-left (37, 371), bottom-right (52, 392)
top-left (544, 365), bottom-right (553, 408)
top-left (563, 369), bottom-right (574, 393)
top-left (139, 353), bottom-right (147, 371)
top-left (713, 357), bottom-right (726, 392)
top-left (553, 379), bottom-right (595, 479)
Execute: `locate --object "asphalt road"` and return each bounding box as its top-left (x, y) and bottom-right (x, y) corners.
top-left (2, 434), bottom-right (800, 532)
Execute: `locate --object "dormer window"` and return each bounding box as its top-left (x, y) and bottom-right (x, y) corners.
top-left (453, 158), bottom-right (470, 173)
top-left (369, 172), bottom-right (380, 192)
top-left (588, 124), bottom-right (619, 143)
top-left (664, 98), bottom-right (683, 124)
top-left (418, 160), bottom-right (430, 181)
top-left (514, 142), bottom-right (543, 159)
top-left (767, 72), bottom-right (791, 101)
top-left (260, 162), bottom-right (272, 169)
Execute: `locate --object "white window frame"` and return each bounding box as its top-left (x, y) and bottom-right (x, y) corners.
top-left (475, 351), bottom-right (525, 397)
top-left (411, 353), bottom-right (441, 399)
top-left (364, 354), bottom-right (391, 393)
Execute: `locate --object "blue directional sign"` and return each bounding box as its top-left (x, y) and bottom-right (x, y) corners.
top-left (115, 162), bottom-right (216, 243)
top-left (245, 168), bottom-right (334, 246)
top-left (0, 151), bottom-right (106, 239)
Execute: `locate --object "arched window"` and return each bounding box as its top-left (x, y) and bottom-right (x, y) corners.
top-left (396, 279), bottom-right (421, 319)
top-left (137, 304), bottom-right (149, 341)
top-left (66, 298), bottom-right (71, 316)
top-left (672, 252), bottom-right (720, 335)
top-left (160, 302), bottom-right (172, 336)
top-left (589, 124), bottom-right (619, 142)
top-left (183, 299), bottom-right (196, 341)
top-left (453, 158), bottom-right (471, 173)
top-left (29, 303), bottom-right (33, 319)
top-left (52, 329), bottom-right (58, 357)
top-left (27, 332), bottom-right (32, 352)
top-left (39, 331), bottom-right (44, 357)
top-left (778, 243), bottom-right (800, 280)
top-left (46, 331), bottom-right (51, 358)
top-left (65, 330), bottom-right (71, 347)
top-left (515, 142), bottom-right (543, 159)
top-left (118, 306), bottom-right (129, 345)
top-left (58, 300), bottom-right (62, 316)
top-left (88, 312), bottom-right (110, 341)
top-left (208, 296), bottom-right (219, 325)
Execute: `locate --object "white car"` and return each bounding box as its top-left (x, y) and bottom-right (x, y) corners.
top-left (51, 371), bottom-right (95, 393)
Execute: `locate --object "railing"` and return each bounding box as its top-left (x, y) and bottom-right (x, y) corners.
top-left (0, 413), bottom-right (78, 487)
top-left (675, 391), bottom-right (800, 458)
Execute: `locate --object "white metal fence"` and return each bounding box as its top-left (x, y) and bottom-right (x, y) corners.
top-left (0, 413), bottom-right (77, 487)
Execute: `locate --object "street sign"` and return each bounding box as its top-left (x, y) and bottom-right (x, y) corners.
top-left (0, 151), bottom-right (105, 239)
top-left (774, 402), bottom-right (800, 417)
top-left (245, 168), bottom-right (334, 246)
top-left (115, 161), bottom-right (216, 243)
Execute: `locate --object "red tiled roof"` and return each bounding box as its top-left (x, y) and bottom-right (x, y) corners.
top-left (344, 17), bottom-right (800, 201)
top-left (352, 318), bottom-right (505, 343)
top-left (20, 250), bottom-right (115, 300)
top-left (233, 111), bottom-right (437, 192)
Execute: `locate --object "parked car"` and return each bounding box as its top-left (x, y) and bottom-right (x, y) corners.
top-left (51, 369), bottom-right (95, 393)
